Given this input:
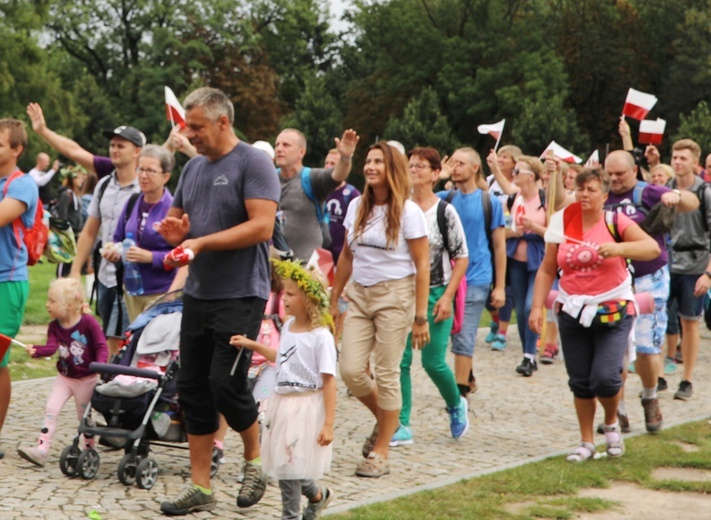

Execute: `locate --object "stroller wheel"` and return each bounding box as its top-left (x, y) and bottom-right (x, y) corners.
top-left (118, 453), bottom-right (139, 485)
top-left (59, 445), bottom-right (81, 476)
top-left (210, 446), bottom-right (221, 477)
top-left (136, 458), bottom-right (159, 489)
top-left (77, 448), bottom-right (101, 479)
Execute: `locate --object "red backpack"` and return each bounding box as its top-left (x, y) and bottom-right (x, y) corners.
top-left (2, 170), bottom-right (47, 266)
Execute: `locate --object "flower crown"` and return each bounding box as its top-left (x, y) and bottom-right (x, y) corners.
top-left (271, 259), bottom-right (330, 310)
top-left (59, 165), bottom-right (88, 180)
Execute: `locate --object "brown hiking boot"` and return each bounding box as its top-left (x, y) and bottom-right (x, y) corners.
top-left (641, 398), bottom-right (663, 433)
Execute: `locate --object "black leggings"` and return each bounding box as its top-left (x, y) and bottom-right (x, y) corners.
top-left (557, 310), bottom-right (633, 399)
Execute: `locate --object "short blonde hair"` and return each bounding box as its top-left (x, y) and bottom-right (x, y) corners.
top-left (672, 139), bottom-right (701, 161)
top-left (517, 155), bottom-right (544, 181)
top-left (49, 278), bottom-right (87, 314)
top-left (651, 163), bottom-right (674, 182)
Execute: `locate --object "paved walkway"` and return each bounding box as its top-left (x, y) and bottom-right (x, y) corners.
top-left (1, 326), bottom-right (710, 519)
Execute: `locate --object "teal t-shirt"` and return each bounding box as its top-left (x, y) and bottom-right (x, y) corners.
top-left (0, 172), bottom-right (38, 282)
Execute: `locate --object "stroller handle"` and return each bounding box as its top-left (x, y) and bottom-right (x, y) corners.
top-left (89, 362), bottom-right (164, 381)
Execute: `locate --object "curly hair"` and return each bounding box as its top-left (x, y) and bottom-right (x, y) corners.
top-left (49, 277), bottom-right (88, 315)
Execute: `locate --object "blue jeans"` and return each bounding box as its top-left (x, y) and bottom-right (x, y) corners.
top-left (451, 284), bottom-right (489, 357)
top-left (97, 282), bottom-right (129, 338)
top-left (507, 259), bottom-right (538, 356)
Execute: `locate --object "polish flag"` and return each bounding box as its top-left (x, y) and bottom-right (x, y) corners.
top-left (544, 202), bottom-right (584, 245)
top-left (638, 118), bottom-right (666, 145)
top-left (477, 119), bottom-right (505, 141)
top-left (585, 150), bottom-right (600, 168)
top-left (622, 88), bottom-right (658, 120)
top-left (540, 141), bottom-right (582, 164)
top-left (165, 86), bottom-right (186, 128)
top-left (306, 248), bottom-right (335, 286)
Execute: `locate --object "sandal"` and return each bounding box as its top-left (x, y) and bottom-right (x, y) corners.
top-left (566, 442), bottom-right (596, 462)
top-left (603, 425), bottom-right (625, 458)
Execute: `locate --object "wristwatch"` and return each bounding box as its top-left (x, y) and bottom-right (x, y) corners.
top-left (414, 315), bottom-right (427, 325)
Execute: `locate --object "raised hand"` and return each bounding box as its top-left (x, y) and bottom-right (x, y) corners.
top-left (335, 129), bottom-right (359, 159)
top-left (26, 103), bottom-right (47, 134)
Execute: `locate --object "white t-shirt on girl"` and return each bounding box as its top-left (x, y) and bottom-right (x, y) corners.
top-left (343, 197), bottom-right (428, 287)
top-left (274, 318), bottom-right (337, 395)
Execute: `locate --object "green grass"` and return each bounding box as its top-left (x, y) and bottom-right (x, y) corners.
top-left (330, 421), bottom-right (711, 519)
top-left (24, 260), bottom-right (57, 325)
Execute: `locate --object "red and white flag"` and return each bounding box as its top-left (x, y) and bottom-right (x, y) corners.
top-left (477, 119), bottom-right (505, 141)
top-left (306, 248), bottom-right (335, 287)
top-left (638, 118), bottom-right (666, 145)
top-left (585, 149), bottom-right (600, 167)
top-left (165, 86), bottom-right (186, 128)
top-left (544, 202), bottom-right (585, 245)
top-left (540, 141), bottom-right (582, 164)
top-left (622, 88), bottom-right (658, 120)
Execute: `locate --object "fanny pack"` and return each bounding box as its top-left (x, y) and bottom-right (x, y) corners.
top-left (593, 300), bottom-right (629, 327)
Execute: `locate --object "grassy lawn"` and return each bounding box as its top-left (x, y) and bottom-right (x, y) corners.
top-left (331, 420), bottom-right (711, 519)
top-left (10, 261), bottom-right (72, 381)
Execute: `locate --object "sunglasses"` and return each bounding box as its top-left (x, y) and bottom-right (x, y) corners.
top-left (512, 168), bottom-right (534, 176)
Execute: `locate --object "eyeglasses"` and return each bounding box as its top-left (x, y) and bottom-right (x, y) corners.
top-left (136, 167), bottom-right (165, 176)
top-left (512, 168), bottom-right (534, 176)
top-left (409, 163), bottom-right (431, 171)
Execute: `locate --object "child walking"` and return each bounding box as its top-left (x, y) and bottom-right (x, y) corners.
top-left (231, 259), bottom-right (337, 520)
top-left (17, 278), bottom-right (108, 467)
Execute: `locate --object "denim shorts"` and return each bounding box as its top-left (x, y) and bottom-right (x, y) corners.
top-left (451, 284), bottom-right (490, 357)
top-left (667, 273), bottom-right (704, 321)
top-left (634, 265), bottom-right (669, 355)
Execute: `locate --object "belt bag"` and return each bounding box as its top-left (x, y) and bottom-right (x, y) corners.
top-left (593, 300), bottom-right (629, 327)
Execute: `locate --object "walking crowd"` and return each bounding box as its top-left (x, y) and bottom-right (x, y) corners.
top-left (0, 84), bottom-right (710, 518)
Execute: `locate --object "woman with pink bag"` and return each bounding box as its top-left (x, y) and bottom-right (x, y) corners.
top-left (390, 147), bottom-right (470, 447)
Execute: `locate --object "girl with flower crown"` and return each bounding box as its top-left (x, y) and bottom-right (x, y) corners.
top-left (231, 259), bottom-right (337, 520)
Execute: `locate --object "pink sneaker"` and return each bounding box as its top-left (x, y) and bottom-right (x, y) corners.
top-left (17, 446), bottom-right (48, 467)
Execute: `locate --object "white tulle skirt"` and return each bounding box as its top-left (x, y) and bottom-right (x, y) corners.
top-left (261, 390), bottom-right (332, 480)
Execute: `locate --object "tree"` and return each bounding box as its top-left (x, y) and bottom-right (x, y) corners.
top-left (384, 87), bottom-right (459, 154)
top-left (672, 101), bottom-right (711, 156)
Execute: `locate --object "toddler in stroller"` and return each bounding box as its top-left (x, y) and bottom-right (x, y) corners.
top-left (58, 291), bottom-right (221, 489)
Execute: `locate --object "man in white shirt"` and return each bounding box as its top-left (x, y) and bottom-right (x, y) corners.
top-left (27, 152), bottom-right (59, 205)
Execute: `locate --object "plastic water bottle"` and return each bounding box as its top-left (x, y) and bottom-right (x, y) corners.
top-left (122, 233), bottom-right (144, 296)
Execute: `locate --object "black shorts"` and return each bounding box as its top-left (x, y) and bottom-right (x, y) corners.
top-left (178, 294), bottom-right (266, 435)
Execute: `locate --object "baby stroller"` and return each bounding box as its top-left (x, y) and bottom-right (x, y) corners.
top-left (58, 291), bottom-right (221, 489)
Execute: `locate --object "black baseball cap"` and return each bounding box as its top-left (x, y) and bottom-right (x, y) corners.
top-left (102, 125), bottom-right (146, 148)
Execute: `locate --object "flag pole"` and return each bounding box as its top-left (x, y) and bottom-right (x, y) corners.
top-left (539, 153), bottom-right (558, 354)
top-left (494, 119), bottom-right (505, 152)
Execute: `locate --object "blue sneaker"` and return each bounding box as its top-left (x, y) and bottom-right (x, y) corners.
top-left (448, 396), bottom-right (470, 439)
top-left (484, 322), bottom-right (499, 344)
top-left (389, 425), bottom-right (413, 447)
top-left (664, 357), bottom-right (677, 375)
top-left (490, 333), bottom-right (507, 351)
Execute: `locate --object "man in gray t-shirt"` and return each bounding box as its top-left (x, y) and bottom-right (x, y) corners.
top-left (274, 128), bottom-right (359, 261)
top-left (158, 88), bottom-right (280, 515)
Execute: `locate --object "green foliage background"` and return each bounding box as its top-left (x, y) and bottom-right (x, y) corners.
top-left (2, 0), bottom-right (710, 182)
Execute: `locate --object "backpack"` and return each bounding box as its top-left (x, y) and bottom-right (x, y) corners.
top-left (506, 188), bottom-right (547, 213)
top-left (606, 181), bottom-right (648, 218)
top-left (44, 217), bottom-right (77, 264)
top-left (446, 188), bottom-right (494, 274)
top-left (2, 170), bottom-right (48, 266)
top-left (301, 167), bottom-right (332, 248)
top-left (436, 199), bottom-right (467, 334)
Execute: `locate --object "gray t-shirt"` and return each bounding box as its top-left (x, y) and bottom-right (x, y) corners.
top-left (173, 142), bottom-right (280, 300)
top-left (669, 175), bottom-right (711, 275)
top-left (280, 167), bottom-right (339, 261)
top-left (88, 173), bottom-right (140, 287)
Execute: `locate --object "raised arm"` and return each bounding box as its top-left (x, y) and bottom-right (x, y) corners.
top-left (330, 129), bottom-right (359, 183)
top-left (27, 103), bottom-right (97, 174)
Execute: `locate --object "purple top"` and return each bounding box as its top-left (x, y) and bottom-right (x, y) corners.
top-left (113, 189), bottom-right (176, 294)
top-left (606, 182), bottom-right (669, 277)
top-left (326, 183), bottom-right (360, 263)
top-left (93, 156), bottom-right (115, 179)
top-left (33, 314), bottom-right (108, 379)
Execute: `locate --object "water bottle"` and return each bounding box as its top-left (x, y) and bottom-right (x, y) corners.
top-left (122, 233), bottom-right (144, 296)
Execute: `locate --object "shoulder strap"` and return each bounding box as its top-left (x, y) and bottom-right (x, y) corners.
top-left (300, 166), bottom-right (326, 222)
top-left (507, 194), bottom-right (515, 212)
top-left (445, 189), bottom-right (456, 204)
top-left (481, 190), bottom-right (492, 244)
top-left (95, 172), bottom-right (115, 220)
top-left (605, 210), bottom-right (622, 242)
top-left (696, 182), bottom-right (708, 231)
top-left (122, 192), bottom-right (141, 236)
top-left (632, 181), bottom-right (647, 205)
top-left (437, 200), bottom-right (449, 254)
top-left (538, 188), bottom-right (546, 210)
top-left (2, 170), bottom-right (29, 251)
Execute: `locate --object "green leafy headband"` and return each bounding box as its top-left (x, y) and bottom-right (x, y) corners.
top-left (271, 258), bottom-right (330, 310)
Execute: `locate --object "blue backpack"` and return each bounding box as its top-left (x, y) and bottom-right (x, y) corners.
top-left (301, 167), bottom-right (332, 248)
